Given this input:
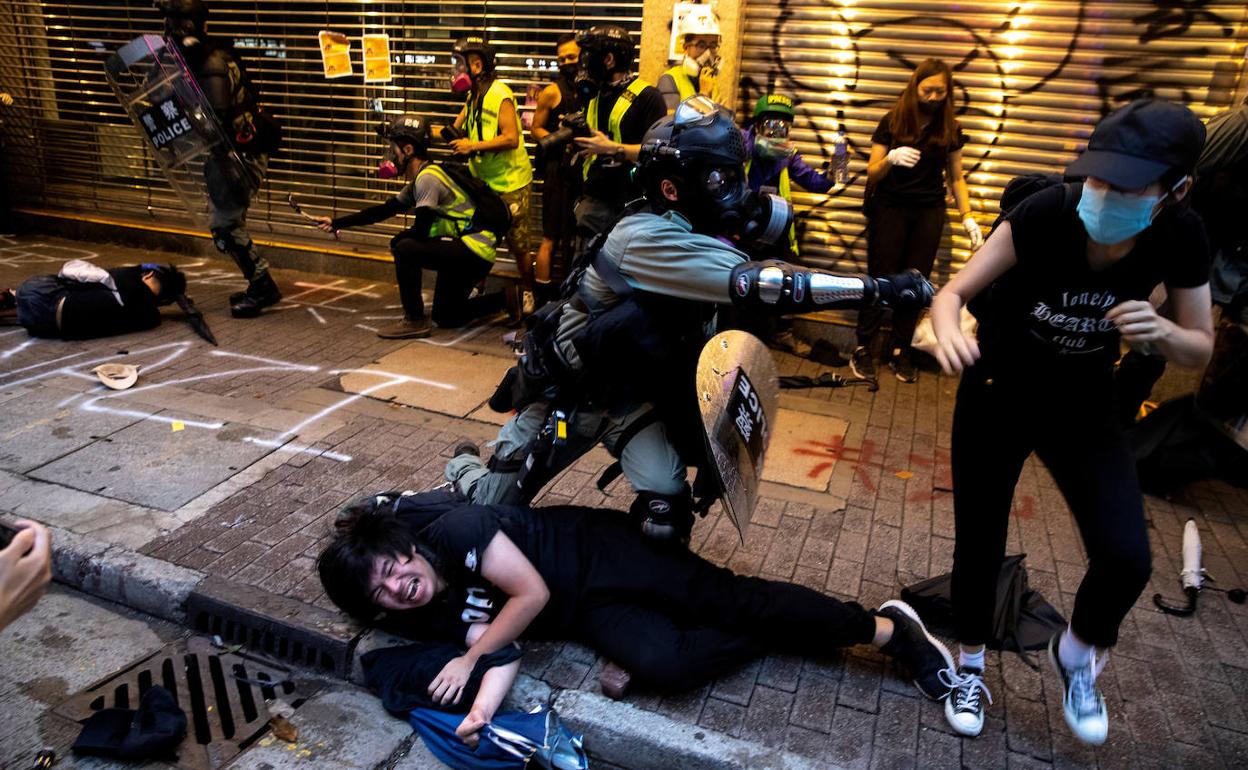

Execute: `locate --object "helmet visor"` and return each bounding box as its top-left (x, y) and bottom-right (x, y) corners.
top-left (673, 95), bottom-right (721, 129)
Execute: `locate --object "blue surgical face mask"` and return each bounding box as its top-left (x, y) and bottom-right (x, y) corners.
top-left (1076, 183), bottom-right (1161, 244)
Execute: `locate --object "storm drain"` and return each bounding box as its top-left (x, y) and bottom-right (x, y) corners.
top-left (54, 636), bottom-right (320, 770)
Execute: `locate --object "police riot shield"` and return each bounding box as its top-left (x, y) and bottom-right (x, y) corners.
top-left (696, 330), bottom-right (779, 541)
top-left (104, 34), bottom-right (252, 227)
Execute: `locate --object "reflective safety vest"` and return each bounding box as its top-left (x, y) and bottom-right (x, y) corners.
top-left (661, 65), bottom-right (697, 102)
top-left (465, 80), bottom-right (533, 194)
top-left (583, 77), bottom-right (652, 181)
top-left (745, 157), bottom-right (799, 255)
top-left (417, 165), bottom-right (497, 263)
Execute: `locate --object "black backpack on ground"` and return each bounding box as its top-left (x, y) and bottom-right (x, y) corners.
top-left (433, 161), bottom-right (513, 245)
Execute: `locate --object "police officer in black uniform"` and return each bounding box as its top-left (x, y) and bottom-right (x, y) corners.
top-left (567, 25), bottom-right (667, 239)
top-left (157, 0), bottom-right (282, 318)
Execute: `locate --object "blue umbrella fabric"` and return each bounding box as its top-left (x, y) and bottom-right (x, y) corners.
top-left (409, 704), bottom-right (588, 770)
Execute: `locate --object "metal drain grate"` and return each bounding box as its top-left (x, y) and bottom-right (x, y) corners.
top-left (54, 636), bottom-right (320, 770)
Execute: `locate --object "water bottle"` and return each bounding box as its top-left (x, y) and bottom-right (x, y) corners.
top-left (833, 131), bottom-right (849, 185)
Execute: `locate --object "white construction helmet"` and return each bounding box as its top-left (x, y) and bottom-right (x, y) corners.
top-left (679, 8), bottom-right (721, 42)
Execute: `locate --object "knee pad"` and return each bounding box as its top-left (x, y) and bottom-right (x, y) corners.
top-left (211, 227), bottom-right (244, 255)
top-left (631, 487), bottom-right (693, 543)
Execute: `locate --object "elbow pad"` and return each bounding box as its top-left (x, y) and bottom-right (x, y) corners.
top-left (728, 262), bottom-right (933, 313)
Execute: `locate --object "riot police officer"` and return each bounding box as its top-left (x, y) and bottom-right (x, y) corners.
top-left (446, 96), bottom-right (932, 543)
top-left (156, 0), bottom-right (282, 318)
top-left (568, 25), bottom-right (667, 238)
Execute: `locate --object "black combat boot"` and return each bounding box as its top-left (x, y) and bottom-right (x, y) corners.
top-left (230, 273), bottom-right (282, 318)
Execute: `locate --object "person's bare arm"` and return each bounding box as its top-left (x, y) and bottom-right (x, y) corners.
top-left (865, 143), bottom-right (891, 186)
top-left (0, 521), bottom-right (52, 632)
top-left (454, 659), bottom-right (521, 747)
top-left (930, 221), bottom-right (1019, 374)
top-left (947, 149), bottom-right (972, 219)
top-left (530, 84), bottom-right (561, 142)
top-left (456, 99), bottom-right (522, 155)
top-left (574, 131), bottom-right (642, 162)
top-left (428, 531), bottom-right (548, 705)
top-left (1106, 284), bottom-right (1214, 368)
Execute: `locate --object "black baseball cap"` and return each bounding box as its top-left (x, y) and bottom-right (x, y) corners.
top-left (1065, 99), bottom-right (1205, 190)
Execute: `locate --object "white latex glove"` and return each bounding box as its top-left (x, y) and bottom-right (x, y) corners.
top-left (887, 146), bottom-right (921, 168)
top-left (963, 216), bottom-right (984, 250)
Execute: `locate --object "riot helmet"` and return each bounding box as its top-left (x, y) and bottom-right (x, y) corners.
top-left (450, 36), bottom-right (496, 94)
top-left (638, 95), bottom-right (791, 247)
top-left (376, 113), bottom-right (430, 179)
top-left (574, 25), bottom-right (636, 101)
top-left (155, 0), bottom-right (208, 46)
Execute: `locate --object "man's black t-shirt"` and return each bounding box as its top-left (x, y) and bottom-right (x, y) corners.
top-left (870, 114), bottom-right (966, 207)
top-left (60, 267), bottom-right (161, 340)
top-left (979, 184), bottom-right (1210, 371)
top-left (584, 79), bottom-right (666, 202)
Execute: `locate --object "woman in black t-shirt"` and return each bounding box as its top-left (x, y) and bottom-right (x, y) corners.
top-left (318, 491), bottom-right (958, 711)
top-left (928, 99), bottom-right (1214, 746)
top-left (854, 58), bottom-right (981, 385)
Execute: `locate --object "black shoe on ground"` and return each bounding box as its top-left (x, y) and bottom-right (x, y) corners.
top-left (850, 346), bottom-right (877, 382)
top-left (452, 440), bottom-right (480, 458)
top-left (889, 348), bottom-right (919, 383)
top-left (877, 599), bottom-right (956, 701)
top-left (230, 274), bottom-right (282, 318)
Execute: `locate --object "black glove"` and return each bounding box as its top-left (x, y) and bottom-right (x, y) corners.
top-left (874, 269), bottom-right (933, 310)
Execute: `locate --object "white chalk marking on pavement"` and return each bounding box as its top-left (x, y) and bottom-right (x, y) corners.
top-left (210, 349), bottom-right (320, 371)
top-left (78, 400), bottom-right (225, 430)
top-left (415, 316), bottom-right (503, 348)
top-left (363, 314), bottom-right (404, 321)
top-left (241, 437), bottom-right (352, 463)
top-left (355, 324), bottom-right (379, 333)
top-left (307, 307), bottom-right (327, 325)
top-left (0, 329), bottom-right (25, 338)
top-left (0, 340), bottom-right (36, 359)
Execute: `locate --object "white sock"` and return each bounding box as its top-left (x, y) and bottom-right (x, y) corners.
top-left (1058, 627), bottom-right (1093, 670)
top-left (959, 646), bottom-right (985, 672)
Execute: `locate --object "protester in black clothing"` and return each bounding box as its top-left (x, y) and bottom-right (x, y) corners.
top-left (314, 114), bottom-right (501, 339)
top-left (157, 0), bottom-right (282, 319)
top-left (856, 58), bottom-right (981, 384)
top-left (929, 99), bottom-right (1213, 745)
top-left (318, 490), bottom-right (955, 703)
top-left (5, 262), bottom-right (186, 340)
top-left (568, 25), bottom-right (667, 238)
top-left (529, 33), bottom-right (581, 308)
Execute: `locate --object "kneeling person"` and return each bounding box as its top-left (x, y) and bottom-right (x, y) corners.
top-left (316, 114), bottom-right (502, 339)
top-left (6, 261), bottom-right (185, 340)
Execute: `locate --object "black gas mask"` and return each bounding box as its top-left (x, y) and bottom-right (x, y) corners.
top-left (574, 49), bottom-right (610, 103)
top-left (640, 97), bottom-right (794, 250)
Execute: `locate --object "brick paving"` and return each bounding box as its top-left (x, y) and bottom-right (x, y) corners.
top-left (3, 232), bottom-right (1248, 768)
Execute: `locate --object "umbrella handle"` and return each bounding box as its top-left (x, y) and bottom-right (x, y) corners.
top-left (1153, 586), bottom-right (1199, 616)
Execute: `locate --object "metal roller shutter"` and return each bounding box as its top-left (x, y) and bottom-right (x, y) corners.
top-left (736, 1), bottom-right (1248, 281)
top-left (0, 1), bottom-right (641, 258)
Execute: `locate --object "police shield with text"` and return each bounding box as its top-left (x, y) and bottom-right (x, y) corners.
top-left (446, 96), bottom-right (933, 543)
top-left (155, 0), bottom-right (283, 318)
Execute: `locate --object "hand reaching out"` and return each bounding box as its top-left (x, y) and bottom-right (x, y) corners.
top-left (887, 146), bottom-right (921, 168)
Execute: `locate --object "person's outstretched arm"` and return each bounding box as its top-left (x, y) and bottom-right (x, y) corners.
top-left (1106, 284), bottom-right (1214, 368)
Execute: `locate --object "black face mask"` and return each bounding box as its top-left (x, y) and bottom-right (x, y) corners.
top-left (574, 53), bottom-right (611, 102)
top-left (558, 63), bottom-right (579, 82)
top-left (918, 99), bottom-right (944, 115)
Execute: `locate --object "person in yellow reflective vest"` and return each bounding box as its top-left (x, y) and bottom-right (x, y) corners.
top-left (313, 114), bottom-right (502, 339)
top-left (447, 36), bottom-right (536, 314)
top-left (568, 24), bottom-right (667, 238)
top-left (656, 10), bottom-right (721, 113)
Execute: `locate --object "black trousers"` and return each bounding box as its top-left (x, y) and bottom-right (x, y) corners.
top-left (857, 201), bottom-right (946, 351)
top-left (390, 235), bottom-right (500, 328)
top-left (573, 529), bottom-right (877, 691)
top-left (950, 364), bottom-right (1152, 649)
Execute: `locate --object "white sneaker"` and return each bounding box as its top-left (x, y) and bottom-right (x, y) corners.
top-left (943, 666), bottom-right (992, 737)
top-left (1048, 634), bottom-right (1109, 745)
